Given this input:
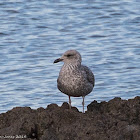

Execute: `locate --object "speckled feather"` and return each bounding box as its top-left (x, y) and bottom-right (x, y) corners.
top-left (56, 50), bottom-right (95, 97)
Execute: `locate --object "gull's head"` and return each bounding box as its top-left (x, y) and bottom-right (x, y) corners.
top-left (54, 50), bottom-right (82, 65)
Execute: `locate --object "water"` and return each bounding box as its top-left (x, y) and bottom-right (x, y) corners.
top-left (0, 0), bottom-right (140, 113)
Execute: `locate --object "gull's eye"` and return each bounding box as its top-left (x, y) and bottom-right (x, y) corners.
top-left (67, 54), bottom-right (72, 57)
top-left (64, 54), bottom-right (74, 57)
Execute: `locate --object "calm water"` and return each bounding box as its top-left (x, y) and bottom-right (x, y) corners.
top-left (0, 0), bottom-right (140, 113)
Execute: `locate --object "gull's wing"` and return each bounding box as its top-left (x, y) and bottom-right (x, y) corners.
top-left (82, 65), bottom-right (95, 87)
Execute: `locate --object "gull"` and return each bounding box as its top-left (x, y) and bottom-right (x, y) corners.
top-left (54, 50), bottom-right (95, 112)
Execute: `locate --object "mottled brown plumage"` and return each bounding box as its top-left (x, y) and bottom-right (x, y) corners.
top-left (54, 50), bottom-right (95, 112)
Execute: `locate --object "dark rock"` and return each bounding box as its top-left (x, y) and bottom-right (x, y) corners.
top-left (0, 97), bottom-right (140, 140)
top-left (61, 102), bottom-right (69, 109)
top-left (61, 102), bottom-right (79, 112)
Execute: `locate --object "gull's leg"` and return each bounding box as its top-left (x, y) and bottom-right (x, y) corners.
top-left (68, 96), bottom-right (71, 109)
top-left (82, 96), bottom-right (85, 113)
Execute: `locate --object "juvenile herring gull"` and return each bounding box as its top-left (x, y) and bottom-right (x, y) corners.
top-left (54, 50), bottom-right (95, 112)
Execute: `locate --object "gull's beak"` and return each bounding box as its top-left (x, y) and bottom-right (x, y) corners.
top-left (54, 58), bottom-right (63, 63)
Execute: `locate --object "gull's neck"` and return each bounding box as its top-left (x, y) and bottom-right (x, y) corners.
top-left (63, 62), bottom-right (81, 71)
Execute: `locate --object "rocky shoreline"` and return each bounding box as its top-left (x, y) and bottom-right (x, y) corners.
top-left (0, 96), bottom-right (140, 140)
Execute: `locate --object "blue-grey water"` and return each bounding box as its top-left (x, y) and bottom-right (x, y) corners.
top-left (0, 0), bottom-right (140, 113)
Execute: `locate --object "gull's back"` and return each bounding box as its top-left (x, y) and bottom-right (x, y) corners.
top-left (81, 65), bottom-right (95, 87)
